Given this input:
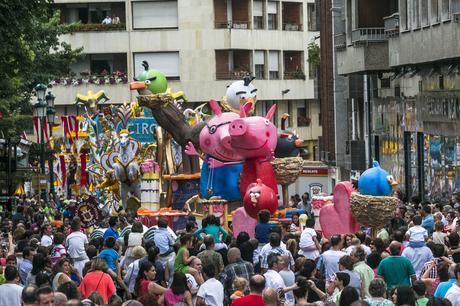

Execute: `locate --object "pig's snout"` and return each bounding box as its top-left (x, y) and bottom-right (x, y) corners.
top-left (229, 119), bottom-right (247, 136)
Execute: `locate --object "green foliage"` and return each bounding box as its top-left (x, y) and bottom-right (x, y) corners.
top-left (0, 1), bottom-right (83, 136)
top-left (307, 42), bottom-right (320, 68)
top-left (0, 115), bottom-right (34, 138)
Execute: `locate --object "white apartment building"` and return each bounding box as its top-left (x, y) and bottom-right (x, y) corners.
top-left (52, 0), bottom-right (321, 158)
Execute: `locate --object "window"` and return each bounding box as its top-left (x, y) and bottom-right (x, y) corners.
top-left (267, 1), bottom-right (278, 30)
top-left (297, 105), bottom-right (310, 127)
top-left (133, 52), bottom-right (180, 79)
top-left (268, 51), bottom-right (279, 79)
top-left (431, 0), bottom-right (440, 23)
top-left (254, 51), bottom-right (265, 79)
top-left (412, 0), bottom-right (420, 28)
top-left (307, 3), bottom-right (318, 31)
top-left (421, 0), bottom-right (429, 25)
top-left (253, 0), bottom-right (264, 29)
top-left (401, 0), bottom-right (409, 30)
top-left (442, 0), bottom-right (451, 19)
top-left (132, 1), bottom-right (178, 29)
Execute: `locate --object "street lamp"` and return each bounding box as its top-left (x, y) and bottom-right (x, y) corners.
top-left (34, 84), bottom-right (47, 177)
top-left (46, 92), bottom-right (56, 196)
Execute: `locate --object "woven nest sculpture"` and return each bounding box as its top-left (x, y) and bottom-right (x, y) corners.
top-left (350, 192), bottom-right (398, 228)
top-left (271, 157), bottom-right (303, 186)
top-left (137, 93), bottom-right (175, 109)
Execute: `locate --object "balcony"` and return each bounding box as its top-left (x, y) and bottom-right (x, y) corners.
top-left (216, 71), bottom-right (252, 80)
top-left (283, 23), bottom-right (302, 31)
top-left (57, 2), bottom-right (126, 30)
top-left (214, 0), bottom-right (250, 29)
top-left (454, 1), bottom-right (460, 22)
top-left (215, 50), bottom-right (251, 80)
top-left (284, 70), bottom-right (306, 80)
top-left (282, 2), bottom-right (302, 31)
top-left (284, 51), bottom-right (304, 80)
top-left (383, 13), bottom-right (399, 37)
top-left (351, 28), bottom-right (386, 44)
top-left (334, 33), bottom-right (347, 50)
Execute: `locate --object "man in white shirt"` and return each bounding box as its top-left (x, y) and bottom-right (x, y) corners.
top-left (0, 266), bottom-right (23, 306)
top-left (445, 264), bottom-right (460, 306)
top-left (197, 264), bottom-right (224, 306)
top-left (318, 235), bottom-right (347, 283)
top-left (101, 16), bottom-right (112, 24)
top-left (40, 224), bottom-right (54, 248)
top-left (264, 253), bottom-right (286, 291)
top-left (65, 217), bottom-right (88, 276)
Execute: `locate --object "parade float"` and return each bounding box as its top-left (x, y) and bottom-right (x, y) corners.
top-left (318, 160), bottom-right (399, 238)
top-left (52, 61), bottom-right (401, 237)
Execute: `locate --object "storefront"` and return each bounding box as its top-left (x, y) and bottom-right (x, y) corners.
top-left (373, 94), bottom-right (460, 202)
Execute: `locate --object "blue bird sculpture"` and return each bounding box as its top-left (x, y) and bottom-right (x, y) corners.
top-left (358, 161), bottom-right (398, 196)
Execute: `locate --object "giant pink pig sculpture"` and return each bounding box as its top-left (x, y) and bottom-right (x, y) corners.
top-left (228, 104), bottom-right (278, 215)
top-left (185, 100), bottom-right (244, 200)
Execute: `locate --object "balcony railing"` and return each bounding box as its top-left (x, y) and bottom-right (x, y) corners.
top-left (334, 33), bottom-right (346, 50)
top-left (72, 23), bottom-right (126, 32)
top-left (383, 13), bottom-right (399, 36)
top-left (215, 20), bottom-right (250, 29)
top-left (216, 71), bottom-right (252, 80)
top-left (351, 28), bottom-right (386, 44)
top-left (284, 70), bottom-right (306, 80)
top-left (283, 23), bottom-right (302, 31)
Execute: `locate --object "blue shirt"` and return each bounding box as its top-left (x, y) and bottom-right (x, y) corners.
top-left (19, 259), bottom-right (33, 284)
top-left (255, 223), bottom-right (272, 244)
top-left (103, 227), bottom-right (119, 239)
top-left (422, 214), bottom-right (434, 234)
top-left (434, 278), bottom-right (456, 298)
top-left (99, 248), bottom-right (118, 272)
top-left (153, 228), bottom-right (174, 255)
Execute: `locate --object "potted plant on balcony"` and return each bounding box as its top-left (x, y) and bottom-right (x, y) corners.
top-left (292, 69), bottom-right (306, 80)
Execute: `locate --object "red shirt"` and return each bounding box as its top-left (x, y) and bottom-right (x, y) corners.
top-left (79, 271), bottom-right (115, 304)
top-left (232, 294), bottom-right (265, 306)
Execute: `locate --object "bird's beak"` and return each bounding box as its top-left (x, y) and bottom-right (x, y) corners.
top-left (251, 196), bottom-right (258, 207)
top-left (294, 139), bottom-right (304, 147)
top-left (387, 176), bottom-right (399, 190)
top-left (241, 97), bottom-right (256, 110)
top-left (129, 81), bottom-right (146, 90)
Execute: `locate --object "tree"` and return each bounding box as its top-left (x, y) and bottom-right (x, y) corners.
top-left (0, 1), bottom-right (83, 136)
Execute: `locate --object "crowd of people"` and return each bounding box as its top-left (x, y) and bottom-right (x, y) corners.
top-left (0, 191), bottom-right (460, 306)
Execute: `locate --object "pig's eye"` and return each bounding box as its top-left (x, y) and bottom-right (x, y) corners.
top-left (264, 119), bottom-right (270, 125)
top-left (208, 125), bottom-right (217, 134)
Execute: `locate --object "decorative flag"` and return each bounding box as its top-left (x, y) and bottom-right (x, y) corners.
top-left (59, 154), bottom-right (66, 187)
top-left (80, 153), bottom-right (87, 186)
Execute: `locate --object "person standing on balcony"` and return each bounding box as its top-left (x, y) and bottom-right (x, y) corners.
top-left (102, 16), bottom-right (112, 24)
top-left (112, 15), bottom-right (120, 24)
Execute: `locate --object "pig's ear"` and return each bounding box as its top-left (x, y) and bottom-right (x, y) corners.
top-left (266, 104), bottom-right (277, 121)
top-left (239, 104), bottom-right (247, 118)
top-left (209, 99), bottom-right (222, 116)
